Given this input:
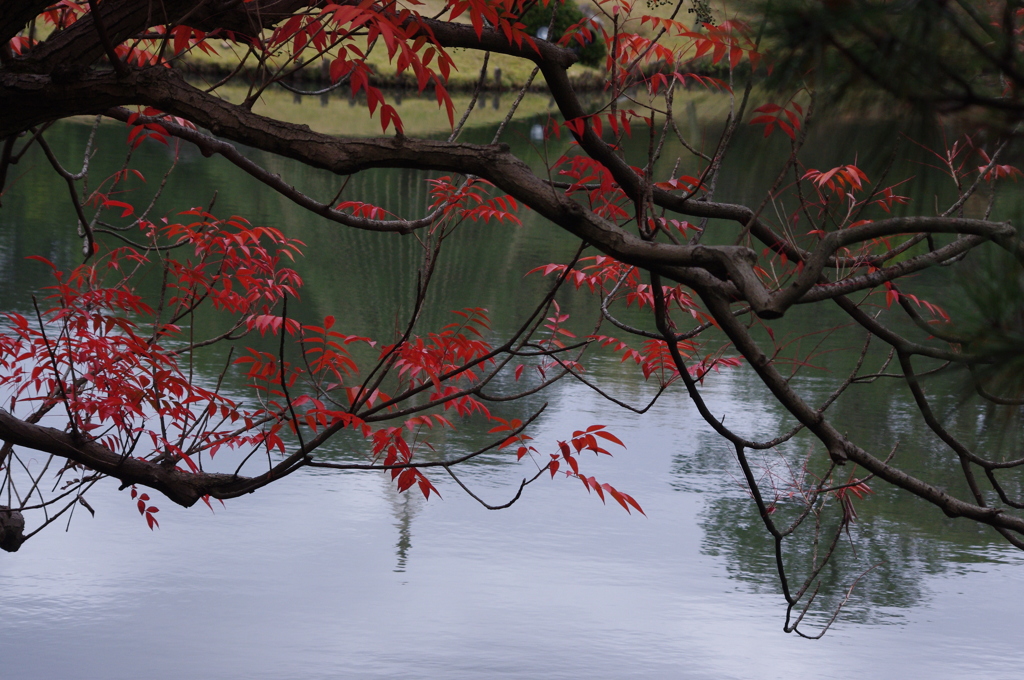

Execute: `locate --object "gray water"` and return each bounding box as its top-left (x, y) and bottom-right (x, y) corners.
top-left (1, 94), bottom-right (1023, 678)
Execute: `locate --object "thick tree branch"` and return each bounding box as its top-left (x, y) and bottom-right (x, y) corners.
top-left (0, 408), bottom-right (241, 506)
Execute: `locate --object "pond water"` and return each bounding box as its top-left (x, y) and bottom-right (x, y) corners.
top-left (1, 92), bottom-right (1023, 679)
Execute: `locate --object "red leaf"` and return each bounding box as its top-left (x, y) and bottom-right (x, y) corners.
top-left (593, 430), bottom-right (625, 447)
top-left (396, 468), bottom-right (418, 492)
top-left (729, 45), bottom-right (743, 69)
top-left (623, 493), bottom-right (645, 516)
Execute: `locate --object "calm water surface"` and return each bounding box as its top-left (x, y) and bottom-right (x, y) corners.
top-left (1, 94), bottom-right (1023, 679)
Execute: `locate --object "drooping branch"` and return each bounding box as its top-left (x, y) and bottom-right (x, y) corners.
top-left (104, 107), bottom-right (443, 234)
top-left (0, 408), bottom-right (239, 506)
top-left (698, 289), bottom-right (1024, 538)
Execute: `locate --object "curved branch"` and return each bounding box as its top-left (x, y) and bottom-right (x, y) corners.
top-left (104, 107), bottom-right (443, 234)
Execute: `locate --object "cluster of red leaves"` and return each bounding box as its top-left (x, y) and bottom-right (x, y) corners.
top-left (125, 107), bottom-right (197, 149)
top-left (335, 200), bottom-right (396, 221)
top-left (620, 16), bottom-right (757, 93)
top-left (490, 419), bottom-right (643, 514)
top-left (529, 257), bottom-right (707, 320)
top-left (0, 212), bottom-right (643, 517)
top-left (277, 0), bottom-right (536, 133)
top-left (131, 487), bottom-right (160, 530)
top-left (646, 71), bottom-right (729, 95)
top-left (372, 427), bottom-right (440, 499)
top-left (909, 132), bottom-right (1022, 187)
top-left (0, 280), bottom-right (206, 508)
top-left (38, 0), bottom-right (85, 30)
top-left (554, 155), bottom-right (630, 220)
top-left (978, 150), bottom-right (1024, 182)
top-left (834, 479), bottom-right (873, 524)
top-left (560, 426), bottom-right (643, 514)
top-left (750, 100), bottom-right (804, 140)
top-left (529, 255), bottom-right (635, 294)
top-left (427, 177), bottom-right (521, 225)
top-left (302, 315), bottom-right (375, 387)
top-left (157, 209), bottom-right (305, 320)
top-left (387, 308), bottom-right (495, 399)
top-left (558, 111), bottom-right (646, 140)
top-left (802, 164), bottom-right (869, 201)
top-left (528, 254), bottom-right (739, 387)
top-left (587, 335), bottom-right (738, 385)
top-left (0, 199), bottom-right (323, 525)
top-left (447, 0), bottom-right (535, 46)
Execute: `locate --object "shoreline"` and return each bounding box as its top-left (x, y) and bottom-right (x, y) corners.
top-left (179, 59), bottom-right (610, 93)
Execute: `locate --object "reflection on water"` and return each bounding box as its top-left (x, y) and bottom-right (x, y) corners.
top-left (1, 100), bottom-right (1023, 678)
top-left (391, 487), bottom-right (422, 573)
